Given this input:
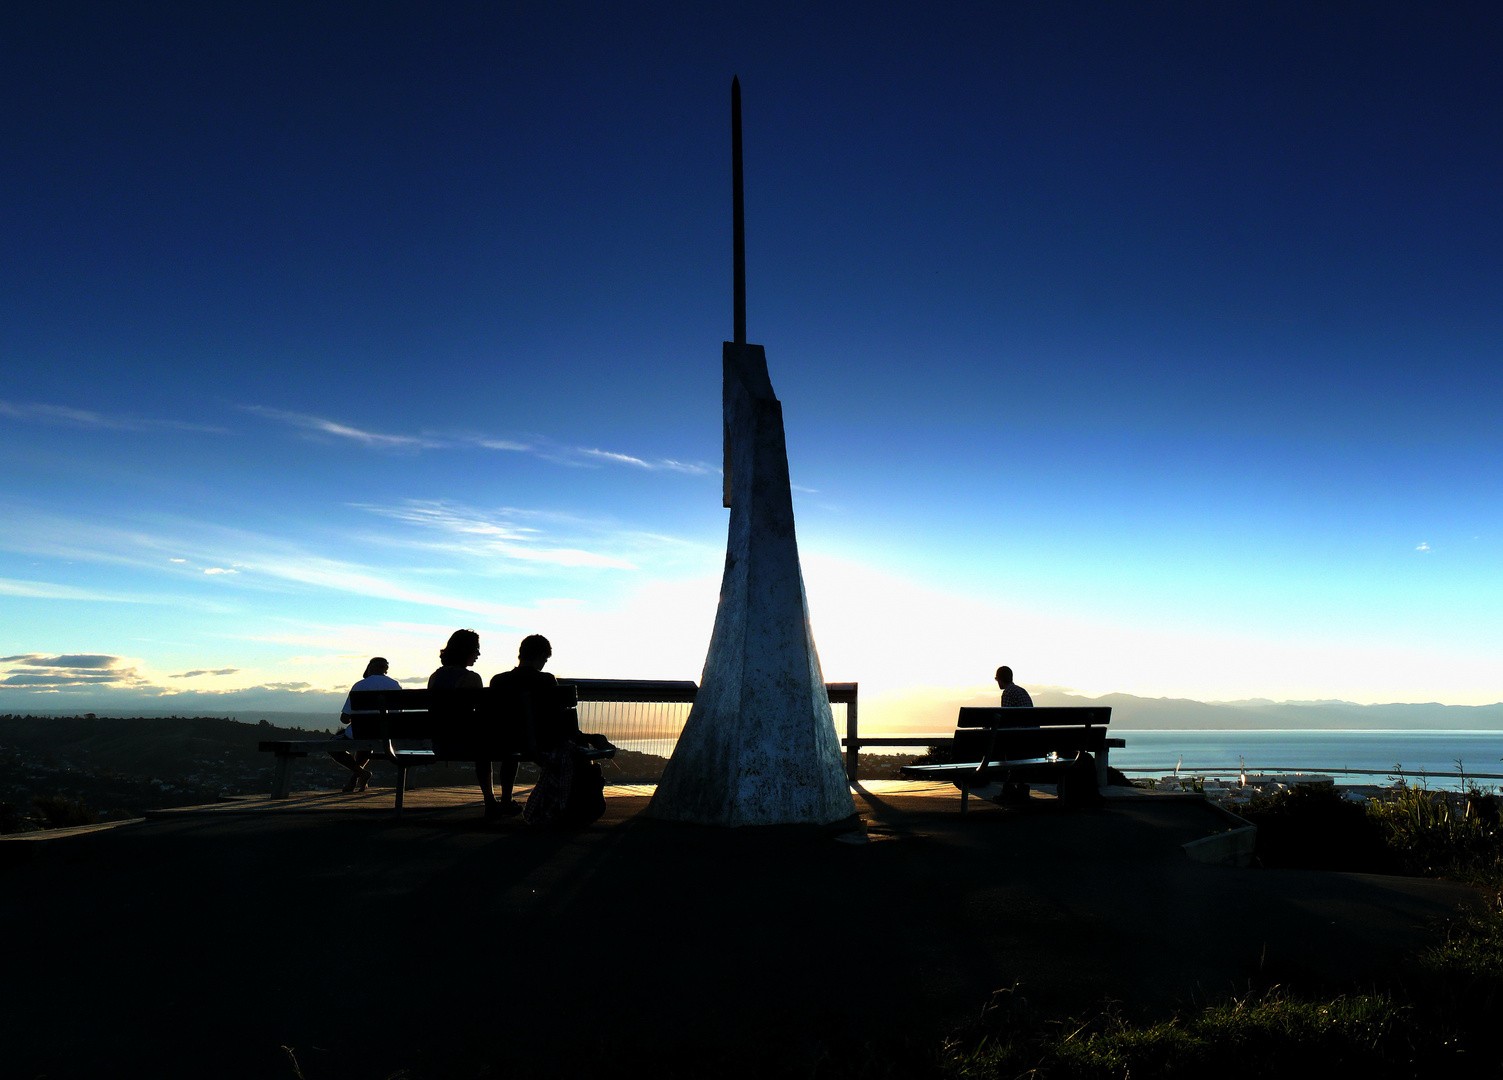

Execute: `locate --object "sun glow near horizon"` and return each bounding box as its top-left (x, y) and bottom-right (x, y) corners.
top-left (2, 534), bottom-right (1500, 719)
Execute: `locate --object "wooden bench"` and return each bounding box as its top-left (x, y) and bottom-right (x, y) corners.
top-left (900, 706), bottom-right (1122, 811)
top-left (258, 682), bottom-right (613, 816)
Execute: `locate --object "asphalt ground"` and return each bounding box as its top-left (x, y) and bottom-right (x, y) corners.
top-left (0, 781), bottom-right (1482, 1079)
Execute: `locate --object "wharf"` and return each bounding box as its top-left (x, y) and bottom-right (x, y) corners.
top-left (0, 780), bottom-right (1480, 1078)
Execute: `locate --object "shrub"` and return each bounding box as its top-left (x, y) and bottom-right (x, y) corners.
top-left (31, 794), bottom-right (99, 829)
top-left (1366, 786), bottom-right (1503, 887)
top-left (0, 800), bottom-right (34, 834)
top-left (909, 742), bottom-right (958, 766)
top-left (1240, 784), bottom-right (1395, 873)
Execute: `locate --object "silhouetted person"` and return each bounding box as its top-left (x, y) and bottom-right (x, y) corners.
top-left (479, 634), bottom-right (565, 819)
top-left (996, 665), bottom-right (1033, 708)
top-left (429, 629), bottom-right (511, 818)
top-left (494, 634), bottom-right (612, 826)
top-left (331, 657), bottom-right (399, 792)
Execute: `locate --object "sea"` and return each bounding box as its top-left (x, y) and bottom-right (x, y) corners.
top-left (1109, 729), bottom-right (1503, 791)
top-left (618, 728), bottom-right (1503, 792)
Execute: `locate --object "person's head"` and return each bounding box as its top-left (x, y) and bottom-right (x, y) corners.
top-left (518, 634), bottom-right (552, 670)
top-left (363, 657), bottom-right (389, 679)
top-left (439, 629), bottom-right (481, 667)
top-left (995, 665), bottom-right (1014, 687)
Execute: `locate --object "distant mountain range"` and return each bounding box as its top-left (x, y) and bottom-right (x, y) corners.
top-left (1030, 692), bottom-right (1503, 731)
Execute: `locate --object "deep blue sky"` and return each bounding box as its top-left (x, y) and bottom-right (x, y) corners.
top-left (2, 2), bottom-right (1499, 722)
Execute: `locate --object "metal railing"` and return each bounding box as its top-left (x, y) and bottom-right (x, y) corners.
top-left (560, 679), bottom-right (859, 783)
top-left (1117, 764), bottom-right (1503, 791)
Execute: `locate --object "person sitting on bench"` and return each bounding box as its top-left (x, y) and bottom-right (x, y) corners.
top-left (331, 656), bottom-right (399, 792)
top-left (493, 634), bottom-right (612, 826)
top-left (429, 629), bottom-right (518, 820)
top-left (996, 665), bottom-right (1034, 708)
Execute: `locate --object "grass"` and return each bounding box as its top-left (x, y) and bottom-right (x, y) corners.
top-left (944, 988), bottom-right (1421, 1079)
top-left (942, 781), bottom-right (1503, 1079)
top-left (942, 906), bottom-right (1503, 1079)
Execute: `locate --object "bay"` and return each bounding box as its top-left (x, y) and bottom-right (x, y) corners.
top-left (1112, 729), bottom-right (1503, 790)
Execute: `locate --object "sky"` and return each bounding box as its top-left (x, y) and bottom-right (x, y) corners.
top-left (2, 1), bottom-right (1500, 727)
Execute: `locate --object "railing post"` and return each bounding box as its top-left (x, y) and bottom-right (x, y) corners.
top-left (845, 689), bottom-right (859, 782)
top-left (270, 753), bottom-right (293, 799)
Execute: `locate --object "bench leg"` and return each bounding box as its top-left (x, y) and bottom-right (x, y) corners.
top-left (1095, 749), bottom-right (1109, 788)
top-left (271, 755), bottom-right (294, 799)
top-left (395, 766), bottom-right (405, 818)
top-left (960, 785), bottom-right (968, 814)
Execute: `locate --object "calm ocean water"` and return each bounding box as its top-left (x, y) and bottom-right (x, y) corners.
top-left (618, 728), bottom-right (1503, 791)
top-left (1110, 729), bottom-right (1503, 790)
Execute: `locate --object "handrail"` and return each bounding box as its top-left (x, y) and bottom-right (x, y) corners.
top-left (557, 679), bottom-right (860, 781)
top-left (1119, 765), bottom-right (1503, 782)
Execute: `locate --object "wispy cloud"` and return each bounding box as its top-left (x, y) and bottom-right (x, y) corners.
top-left (243, 406), bottom-right (445, 450)
top-left (574, 448), bottom-right (714, 475)
top-left (203, 567), bottom-right (238, 575)
top-left (0, 399), bottom-right (223, 433)
top-left (0, 577), bottom-right (147, 602)
top-left (246, 405), bottom-right (715, 475)
top-left (170, 668), bottom-right (239, 678)
top-left (355, 500), bottom-right (638, 569)
top-left (578, 448), bottom-right (652, 468)
top-left (1416, 542), bottom-right (1431, 552)
top-left (0, 501), bottom-right (711, 635)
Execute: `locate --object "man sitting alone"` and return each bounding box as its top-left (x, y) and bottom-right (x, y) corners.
top-left (996, 665), bottom-right (1034, 708)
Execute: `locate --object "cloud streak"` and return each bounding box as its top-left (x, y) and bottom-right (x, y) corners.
top-left (0, 577), bottom-right (148, 602)
top-left (246, 405), bottom-right (715, 475)
top-left (354, 500), bottom-right (640, 569)
top-left (0, 498), bottom-right (714, 652)
top-left (242, 406), bottom-right (445, 450)
top-left (574, 448), bottom-right (714, 475)
top-left (0, 399), bottom-right (223, 433)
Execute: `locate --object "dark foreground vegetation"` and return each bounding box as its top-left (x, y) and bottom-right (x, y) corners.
top-left (939, 783), bottom-right (1503, 1079)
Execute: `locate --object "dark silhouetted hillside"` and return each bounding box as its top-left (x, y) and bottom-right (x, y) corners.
top-left (0, 713), bottom-right (345, 830)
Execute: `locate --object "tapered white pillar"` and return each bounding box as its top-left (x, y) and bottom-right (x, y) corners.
top-left (647, 343), bottom-right (855, 826)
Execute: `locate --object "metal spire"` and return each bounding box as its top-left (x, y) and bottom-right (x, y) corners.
top-left (732, 76), bottom-right (746, 345)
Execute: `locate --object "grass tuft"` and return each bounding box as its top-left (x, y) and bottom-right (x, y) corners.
top-left (943, 989), bottom-right (1452, 1079)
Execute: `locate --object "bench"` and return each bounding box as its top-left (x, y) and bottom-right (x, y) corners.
top-left (900, 706), bottom-right (1122, 811)
top-left (257, 682), bottom-right (613, 816)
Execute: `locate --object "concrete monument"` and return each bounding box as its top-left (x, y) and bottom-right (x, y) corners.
top-left (648, 79), bottom-right (856, 827)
